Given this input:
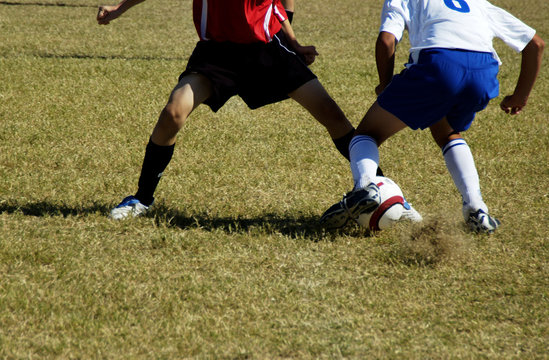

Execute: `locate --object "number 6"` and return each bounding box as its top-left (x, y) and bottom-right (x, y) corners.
top-left (444, 0), bottom-right (470, 13)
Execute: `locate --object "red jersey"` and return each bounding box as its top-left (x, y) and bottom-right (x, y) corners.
top-left (192, 0), bottom-right (288, 44)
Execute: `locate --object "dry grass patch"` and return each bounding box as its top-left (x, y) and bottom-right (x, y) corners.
top-left (1, 0), bottom-right (548, 358)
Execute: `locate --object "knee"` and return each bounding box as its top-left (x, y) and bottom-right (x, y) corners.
top-left (429, 120), bottom-right (462, 148)
top-left (431, 129), bottom-right (462, 148)
top-left (160, 102), bottom-right (188, 131)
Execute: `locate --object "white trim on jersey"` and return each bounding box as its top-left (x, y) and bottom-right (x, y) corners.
top-left (273, 3), bottom-right (285, 22)
top-left (263, 3), bottom-right (274, 42)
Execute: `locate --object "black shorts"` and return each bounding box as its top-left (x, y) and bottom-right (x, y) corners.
top-left (179, 32), bottom-right (317, 112)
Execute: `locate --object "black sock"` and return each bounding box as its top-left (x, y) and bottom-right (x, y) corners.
top-left (332, 128), bottom-right (355, 161)
top-left (134, 139), bottom-right (174, 206)
top-left (286, 10), bottom-right (294, 24)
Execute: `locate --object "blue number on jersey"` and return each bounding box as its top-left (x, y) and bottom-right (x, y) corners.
top-left (444, 0), bottom-right (470, 13)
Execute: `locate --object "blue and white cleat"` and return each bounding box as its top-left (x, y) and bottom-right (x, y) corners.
top-left (109, 195), bottom-right (151, 220)
top-left (466, 208), bottom-right (500, 234)
top-left (320, 182), bottom-right (381, 230)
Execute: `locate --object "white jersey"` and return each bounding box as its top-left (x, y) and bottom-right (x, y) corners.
top-left (379, 0), bottom-right (536, 64)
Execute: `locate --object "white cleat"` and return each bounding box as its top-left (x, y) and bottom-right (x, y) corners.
top-left (400, 200), bottom-right (423, 222)
top-left (109, 195), bottom-right (151, 220)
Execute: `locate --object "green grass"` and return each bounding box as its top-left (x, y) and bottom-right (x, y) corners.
top-left (1, 0), bottom-right (548, 358)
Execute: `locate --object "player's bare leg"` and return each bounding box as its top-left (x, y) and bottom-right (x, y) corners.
top-left (151, 73), bottom-right (213, 146)
top-left (429, 117), bottom-right (462, 148)
top-left (289, 79), bottom-right (358, 160)
top-left (289, 79), bottom-right (354, 139)
top-left (355, 101), bottom-right (407, 145)
top-left (110, 74), bottom-right (213, 220)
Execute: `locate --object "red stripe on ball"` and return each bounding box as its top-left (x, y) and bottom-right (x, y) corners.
top-left (369, 196), bottom-right (404, 230)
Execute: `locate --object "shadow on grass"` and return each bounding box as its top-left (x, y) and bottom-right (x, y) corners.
top-left (35, 52), bottom-right (187, 62)
top-left (150, 204), bottom-right (339, 241)
top-left (0, 200), bottom-right (357, 241)
top-left (0, 201), bottom-right (109, 217)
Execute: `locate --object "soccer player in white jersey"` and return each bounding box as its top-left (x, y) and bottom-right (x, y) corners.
top-left (320, 0), bottom-right (544, 233)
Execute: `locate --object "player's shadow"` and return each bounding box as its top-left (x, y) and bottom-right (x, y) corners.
top-left (35, 52), bottom-right (187, 62)
top-left (0, 201), bottom-right (110, 218)
top-left (0, 201), bottom-right (353, 241)
top-left (149, 204), bottom-right (334, 241)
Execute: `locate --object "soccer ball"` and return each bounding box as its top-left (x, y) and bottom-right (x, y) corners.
top-left (356, 176), bottom-right (405, 231)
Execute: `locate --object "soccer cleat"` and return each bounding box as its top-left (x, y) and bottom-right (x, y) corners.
top-left (320, 182), bottom-right (381, 230)
top-left (109, 195), bottom-right (151, 220)
top-left (400, 200), bottom-right (423, 222)
top-left (466, 209), bottom-right (500, 234)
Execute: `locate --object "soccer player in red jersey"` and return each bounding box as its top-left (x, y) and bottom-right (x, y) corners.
top-left (97, 0), bottom-right (358, 219)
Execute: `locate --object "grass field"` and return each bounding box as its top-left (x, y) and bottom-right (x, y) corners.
top-left (1, 0), bottom-right (548, 358)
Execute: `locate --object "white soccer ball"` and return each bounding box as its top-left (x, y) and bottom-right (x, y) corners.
top-left (356, 176), bottom-right (405, 231)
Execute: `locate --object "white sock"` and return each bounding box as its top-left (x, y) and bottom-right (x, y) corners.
top-left (349, 135), bottom-right (379, 189)
top-left (442, 138), bottom-right (488, 212)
